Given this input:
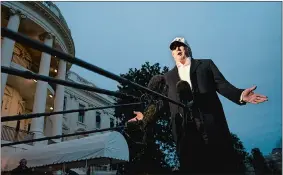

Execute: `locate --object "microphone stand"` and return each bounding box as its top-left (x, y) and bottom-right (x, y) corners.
top-left (181, 96), bottom-right (208, 146)
top-left (180, 99), bottom-right (194, 132)
top-left (179, 92), bottom-right (203, 145)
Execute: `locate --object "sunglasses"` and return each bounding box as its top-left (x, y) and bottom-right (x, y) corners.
top-left (170, 42), bottom-right (187, 50)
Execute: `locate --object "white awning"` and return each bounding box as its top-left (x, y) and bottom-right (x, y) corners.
top-left (2, 131), bottom-right (129, 171)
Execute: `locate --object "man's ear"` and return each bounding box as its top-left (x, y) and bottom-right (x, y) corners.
top-left (185, 47), bottom-right (189, 57)
top-left (185, 47), bottom-right (192, 57)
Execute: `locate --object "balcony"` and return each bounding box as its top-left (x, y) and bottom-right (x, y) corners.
top-left (1, 125), bottom-right (34, 145)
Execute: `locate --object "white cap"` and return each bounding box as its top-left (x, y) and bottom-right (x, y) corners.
top-left (169, 37), bottom-right (190, 50)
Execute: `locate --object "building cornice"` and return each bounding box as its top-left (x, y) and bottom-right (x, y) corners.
top-left (24, 1), bottom-right (75, 56)
top-left (64, 88), bottom-right (115, 116)
top-left (67, 71), bottom-right (96, 87)
top-left (66, 72), bottom-right (116, 105)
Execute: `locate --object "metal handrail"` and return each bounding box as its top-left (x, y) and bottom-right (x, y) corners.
top-left (1, 27), bottom-right (186, 108)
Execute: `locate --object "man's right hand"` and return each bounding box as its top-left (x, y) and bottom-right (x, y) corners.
top-left (127, 111), bottom-right (144, 122)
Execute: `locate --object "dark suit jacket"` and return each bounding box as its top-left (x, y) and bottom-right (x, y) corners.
top-left (157, 58), bottom-right (246, 150)
top-left (11, 166), bottom-right (33, 175)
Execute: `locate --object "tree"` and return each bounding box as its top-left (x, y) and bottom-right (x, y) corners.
top-left (115, 62), bottom-right (177, 174)
top-left (276, 138), bottom-right (282, 148)
top-left (250, 148), bottom-right (272, 175)
top-left (230, 133), bottom-right (251, 173)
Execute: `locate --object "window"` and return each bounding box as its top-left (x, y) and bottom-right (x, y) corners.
top-left (94, 165), bottom-right (107, 171)
top-left (15, 120), bottom-right (20, 131)
top-left (61, 133), bottom-right (65, 142)
top-left (78, 104), bottom-right (85, 123)
top-left (110, 118), bottom-right (114, 128)
top-left (27, 123), bottom-right (31, 132)
top-left (14, 120), bottom-right (21, 141)
top-left (63, 96), bottom-right (67, 111)
top-left (96, 112), bottom-right (101, 129)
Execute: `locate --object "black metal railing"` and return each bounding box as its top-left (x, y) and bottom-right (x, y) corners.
top-left (1, 27), bottom-right (188, 147)
top-left (1, 125), bottom-right (34, 145)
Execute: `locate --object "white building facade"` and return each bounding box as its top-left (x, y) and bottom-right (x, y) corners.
top-left (59, 71), bottom-right (119, 142)
top-left (1, 1), bottom-right (74, 148)
top-left (1, 1), bottom-right (120, 174)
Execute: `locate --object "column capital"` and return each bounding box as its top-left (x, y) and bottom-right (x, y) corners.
top-left (8, 8), bottom-right (26, 19)
top-left (39, 32), bottom-right (55, 41)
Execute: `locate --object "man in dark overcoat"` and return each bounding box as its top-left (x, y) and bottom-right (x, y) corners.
top-left (129, 37), bottom-right (268, 173)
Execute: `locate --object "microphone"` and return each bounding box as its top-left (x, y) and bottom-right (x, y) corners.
top-left (126, 75), bottom-right (167, 131)
top-left (175, 81), bottom-right (196, 140)
top-left (140, 75), bottom-right (166, 108)
top-left (142, 75), bottom-right (168, 126)
top-left (147, 75), bottom-right (167, 99)
top-left (176, 80), bottom-right (193, 105)
top-left (176, 81), bottom-right (208, 145)
top-left (141, 75), bottom-right (168, 144)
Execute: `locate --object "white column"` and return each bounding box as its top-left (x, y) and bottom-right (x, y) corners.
top-left (30, 33), bottom-right (54, 143)
top-left (50, 60), bottom-right (67, 142)
top-left (1, 9), bottom-right (25, 98)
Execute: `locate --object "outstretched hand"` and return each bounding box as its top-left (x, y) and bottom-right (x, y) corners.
top-left (127, 111), bottom-right (144, 122)
top-left (242, 86), bottom-right (268, 104)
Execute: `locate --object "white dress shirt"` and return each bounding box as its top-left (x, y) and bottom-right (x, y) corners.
top-left (176, 57), bottom-right (192, 89)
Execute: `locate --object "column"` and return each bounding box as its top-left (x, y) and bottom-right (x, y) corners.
top-left (29, 33), bottom-right (54, 143)
top-left (50, 59), bottom-right (67, 142)
top-left (1, 8), bottom-right (26, 98)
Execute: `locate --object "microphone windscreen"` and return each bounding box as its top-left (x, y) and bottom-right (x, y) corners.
top-left (176, 80), bottom-right (193, 102)
top-left (142, 75), bottom-right (168, 129)
top-left (141, 75), bottom-right (169, 144)
top-left (147, 75), bottom-right (166, 93)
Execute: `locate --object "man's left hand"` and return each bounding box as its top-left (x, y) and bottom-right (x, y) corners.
top-left (242, 86), bottom-right (268, 104)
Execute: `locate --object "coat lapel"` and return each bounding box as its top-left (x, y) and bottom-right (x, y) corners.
top-left (190, 58), bottom-right (201, 92)
top-left (190, 58), bottom-right (201, 75)
top-left (171, 66), bottom-right (180, 84)
top-left (167, 66), bottom-right (180, 105)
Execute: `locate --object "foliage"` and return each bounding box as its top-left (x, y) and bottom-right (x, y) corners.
top-left (230, 132), bottom-right (251, 172)
top-left (250, 148), bottom-right (272, 175)
top-left (276, 138), bottom-right (282, 148)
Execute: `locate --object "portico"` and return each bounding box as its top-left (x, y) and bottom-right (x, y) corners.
top-left (1, 3), bottom-right (74, 146)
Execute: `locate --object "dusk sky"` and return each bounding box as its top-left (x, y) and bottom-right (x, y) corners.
top-left (55, 2), bottom-right (282, 155)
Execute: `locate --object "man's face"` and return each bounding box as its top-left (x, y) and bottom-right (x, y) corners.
top-left (171, 42), bottom-right (188, 62)
top-left (20, 159), bottom-right (27, 167)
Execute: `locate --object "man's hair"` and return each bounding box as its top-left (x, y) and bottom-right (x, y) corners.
top-left (20, 159), bottom-right (27, 163)
top-left (185, 46), bottom-right (193, 58)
